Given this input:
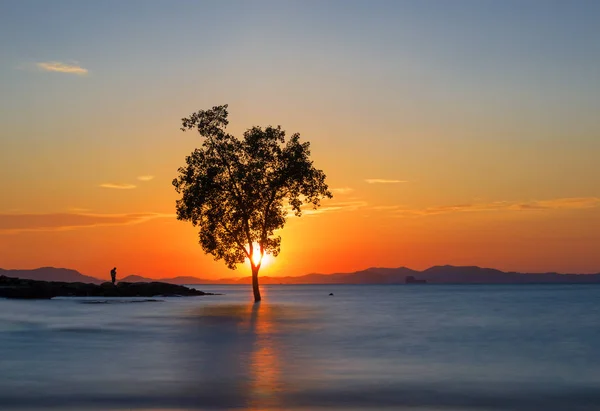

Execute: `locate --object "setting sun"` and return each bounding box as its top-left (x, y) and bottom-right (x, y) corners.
top-left (247, 243), bottom-right (271, 268)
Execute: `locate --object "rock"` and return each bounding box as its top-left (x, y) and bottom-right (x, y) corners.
top-left (0, 275), bottom-right (212, 299)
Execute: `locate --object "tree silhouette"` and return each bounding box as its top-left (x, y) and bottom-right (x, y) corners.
top-left (173, 105), bottom-right (332, 302)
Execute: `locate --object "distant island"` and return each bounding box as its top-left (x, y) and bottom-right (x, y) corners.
top-left (2, 265), bottom-right (600, 285)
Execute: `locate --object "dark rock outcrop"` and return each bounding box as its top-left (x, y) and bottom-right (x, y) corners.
top-left (0, 275), bottom-right (211, 299)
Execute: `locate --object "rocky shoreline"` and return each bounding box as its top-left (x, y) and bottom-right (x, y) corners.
top-left (0, 275), bottom-right (212, 299)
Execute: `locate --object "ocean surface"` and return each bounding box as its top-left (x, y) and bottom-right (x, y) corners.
top-left (1, 284), bottom-right (600, 411)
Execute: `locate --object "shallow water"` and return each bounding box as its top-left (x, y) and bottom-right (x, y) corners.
top-left (1, 284), bottom-right (600, 410)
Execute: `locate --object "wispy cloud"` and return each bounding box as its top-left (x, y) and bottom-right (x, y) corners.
top-left (394, 197), bottom-right (600, 217)
top-left (99, 183), bottom-right (136, 190)
top-left (36, 61), bottom-right (88, 75)
top-left (365, 179), bottom-right (408, 184)
top-left (331, 187), bottom-right (353, 195)
top-left (371, 205), bottom-right (402, 211)
top-left (287, 200), bottom-right (368, 217)
top-left (514, 197), bottom-right (600, 210)
top-left (137, 175), bottom-right (155, 181)
top-left (0, 212), bottom-right (175, 234)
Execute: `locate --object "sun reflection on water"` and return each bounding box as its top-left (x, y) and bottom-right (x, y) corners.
top-left (246, 303), bottom-right (282, 410)
top-left (189, 298), bottom-right (286, 410)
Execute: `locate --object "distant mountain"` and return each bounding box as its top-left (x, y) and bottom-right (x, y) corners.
top-left (119, 275), bottom-right (153, 283)
top-left (208, 265), bottom-right (600, 284)
top-left (218, 267), bottom-right (421, 284)
top-left (0, 267), bottom-right (103, 284)
top-left (418, 265), bottom-right (600, 284)
top-left (120, 274), bottom-right (217, 285)
top-left (3, 265), bottom-right (600, 285)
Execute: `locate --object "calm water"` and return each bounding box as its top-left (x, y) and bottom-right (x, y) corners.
top-left (1, 284), bottom-right (600, 411)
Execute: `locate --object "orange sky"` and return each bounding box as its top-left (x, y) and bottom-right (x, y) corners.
top-left (1, 2), bottom-right (600, 279)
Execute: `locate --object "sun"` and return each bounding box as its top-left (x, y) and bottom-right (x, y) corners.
top-left (246, 243), bottom-right (272, 268)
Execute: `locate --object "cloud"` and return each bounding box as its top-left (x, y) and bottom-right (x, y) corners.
top-left (36, 61), bottom-right (88, 75)
top-left (513, 197), bottom-right (600, 210)
top-left (394, 197), bottom-right (600, 217)
top-left (365, 179), bottom-right (408, 184)
top-left (137, 175), bottom-right (155, 181)
top-left (99, 183), bottom-right (136, 190)
top-left (290, 200), bottom-right (368, 217)
top-left (371, 205), bottom-right (402, 211)
top-left (0, 212), bottom-right (175, 234)
top-left (331, 187), bottom-right (353, 195)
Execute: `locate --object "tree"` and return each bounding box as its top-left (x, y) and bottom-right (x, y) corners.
top-left (173, 105), bottom-right (332, 302)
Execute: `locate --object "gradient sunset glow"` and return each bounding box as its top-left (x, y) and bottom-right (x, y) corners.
top-left (1, 1), bottom-right (599, 280)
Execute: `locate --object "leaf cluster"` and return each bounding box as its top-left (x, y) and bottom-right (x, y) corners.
top-left (173, 105), bottom-right (332, 270)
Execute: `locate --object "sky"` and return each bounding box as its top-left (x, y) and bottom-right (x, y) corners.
top-left (1, 0), bottom-right (599, 280)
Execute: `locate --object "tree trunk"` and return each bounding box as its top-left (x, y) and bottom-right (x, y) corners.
top-left (252, 265), bottom-right (261, 302)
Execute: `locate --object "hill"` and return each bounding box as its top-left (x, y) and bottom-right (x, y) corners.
top-left (120, 275), bottom-right (217, 285)
top-left (0, 267), bottom-right (103, 284)
top-left (419, 265), bottom-right (600, 284)
top-left (3, 265), bottom-right (600, 285)
top-left (209, 266), bottom-right (600, 284)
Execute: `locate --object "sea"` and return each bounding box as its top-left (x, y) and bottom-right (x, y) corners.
top-left (1, 284), bottom-right (600, 411)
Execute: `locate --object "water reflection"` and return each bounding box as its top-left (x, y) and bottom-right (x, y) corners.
top-left (247, 303), bottom-right (282, 410)
top-left (5, 285), bottom-right (600, 411)
top-left (185, 301), bottom-right (287, 410)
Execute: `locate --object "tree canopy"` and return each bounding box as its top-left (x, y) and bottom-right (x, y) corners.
top-left (173, 104), bottom-right (331, 301)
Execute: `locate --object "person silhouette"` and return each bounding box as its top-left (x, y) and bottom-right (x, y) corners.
top-left (110, 267), bottom-right (117, 285)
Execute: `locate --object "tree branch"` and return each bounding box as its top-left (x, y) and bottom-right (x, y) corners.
top-left (218, 220), bottom-right (250, 259)
top-left (210, 138), bottom-right (254, 249)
